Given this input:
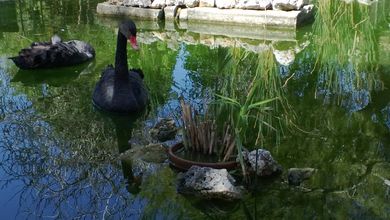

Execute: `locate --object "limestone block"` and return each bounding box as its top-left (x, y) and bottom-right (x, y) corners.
top-left (97, 3), bottom-right (164, 20)
top-left (124, 0), bottom-right (152, 7)
top-left (108, 0), bottom-right (124, 5)
top-left (164, 6), bottom-right (178, 19)
top-left (236, 0), bottom-right (272, 10)
top-left (199, 0), bottom-right (215, 7)
top-left (185, 0), bottom-right (199, 7)
top-left (179, 8), bottom-right (188, 20)
top-left (151, 0), bottom-right (166, 8)
top-left (272, 0), bottom-right (309, 11)
top-left (166, 0), bottom-right (176, 5)
top-left (175, 0), bottom-right (185, 6)
top-left (215, 0), bottom-right (236, 9)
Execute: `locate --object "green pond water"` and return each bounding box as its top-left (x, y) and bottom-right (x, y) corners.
top-left (0, 0), bottom-right (389, 219)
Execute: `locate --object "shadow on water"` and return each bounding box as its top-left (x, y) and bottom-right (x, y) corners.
top-left (11, 61), bottom-right (95, 86)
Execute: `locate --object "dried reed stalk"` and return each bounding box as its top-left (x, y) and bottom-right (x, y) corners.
top-left (180, 99), bottom-right (236, 161)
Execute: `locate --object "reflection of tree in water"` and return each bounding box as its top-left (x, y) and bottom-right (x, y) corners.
top-left (0, 65), bottom-right (145, 218)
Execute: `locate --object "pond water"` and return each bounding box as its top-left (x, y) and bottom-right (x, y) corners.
top-left (0, 0), bottom-right (389, 219)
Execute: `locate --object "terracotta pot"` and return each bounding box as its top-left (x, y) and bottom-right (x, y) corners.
top-left (167, 142), bottom-right (238, 171)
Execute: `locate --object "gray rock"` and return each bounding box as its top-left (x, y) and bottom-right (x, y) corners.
top-left (235, 0), bottom-right (272, 10)
top-left (124, 0), bottom-right (152, 7)
top-left (175, 0), bottom-right (185, 6)
top-left (151, 0), bottom-right (166, 8)
top-left (215, 0), bottom-right (236, 9)
top-left (166, 0), bottom-right (176, 5)
top-left (272, 0), bottom-right (309, 11)
top-left (120, 143), bottom-right (168, 180)
top-left (185, 0), bottom-right (199, 7)
top-left (287, 167), bottom-right (316, 186)
top-left (242, 149), bottom-right (282, 176)
top-left (177, 166), bottom-right (243, 200)
top-left (108, 0), bottom-right (124, 5)
top-left (149, 118), bottom-right (177, 142)
top-left (199, 0), bottom-right (215, 7)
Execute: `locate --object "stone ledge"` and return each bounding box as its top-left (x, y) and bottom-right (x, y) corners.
top-left (97, 2), bottom-right (314, 28)
top-left (186, 7), bottom-right (312, 28)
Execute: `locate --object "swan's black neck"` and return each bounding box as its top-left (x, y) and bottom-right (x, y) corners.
top-left (115, 29), bottom-right (128, 75)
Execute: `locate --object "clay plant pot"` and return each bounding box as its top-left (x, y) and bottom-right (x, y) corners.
top-left (167, 142), bottom-right (238, 171)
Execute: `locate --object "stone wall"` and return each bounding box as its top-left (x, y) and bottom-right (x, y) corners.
top-left (108, 0), bottom-right (311, 11)
top-left (99, 0), bottom-right (315, 28)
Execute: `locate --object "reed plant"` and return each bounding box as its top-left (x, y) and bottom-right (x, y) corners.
top-left (215, 47), bottom-right (291, 146)
top-left (312, 0), bottom-right (382, 96)
top-left (180, 99), bottom-right (236, 162)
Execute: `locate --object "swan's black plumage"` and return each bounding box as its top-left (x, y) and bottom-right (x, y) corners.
top-left (92, 20), bottom-right (148, 114)
top-left (10, 35), bottom-right (95, 69)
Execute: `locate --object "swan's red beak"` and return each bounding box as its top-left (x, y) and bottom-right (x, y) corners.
top-left (129, 36), bottom-right (139, 50)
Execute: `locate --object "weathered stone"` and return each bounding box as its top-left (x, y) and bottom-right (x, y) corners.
top-left (199, 0), bottom-right (215, 7)
top-left (120, 143), bottom-right (168, 180)
top-left (164, 6), bottom-right (178, 19)
top-left (215, 0), bottom-right (236, 9)
top-left (287, 168), bottom-right (316, 186)
top-left (177, 166), bottom-right (243, 200)
top-left (97, 3), bottom-right (164, 20)
top-left (185, 0), bottom-right (199, 8)
top-left (242, 149), bottom-right (282, 176)
top-left (186, 7), bottom-right (314, 28)
top-left (124, 0), bottom-right (152, 7)
top-left (272, 0), bottom-right (309, 11)
top-left (235, 0), bottom-right (272, 10)
top-left (175, 0), bottom-right (185, 6)
top-left (151, 0), bottom-right (166, 8)
top-left (149, 118), bottom-right (177, 142)
top-left (166, 0), bottom-right (176, 5)
top-left (179, 8), bottom-right (188, 20)
top-left (108, 0), bottom-right (124, 5)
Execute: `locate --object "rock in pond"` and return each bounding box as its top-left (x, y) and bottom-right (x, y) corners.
top-left (120, 143), bottom-right (168, 181)
top-left (287, 167), bottom-right (316, 186)
top-left (177, 166), bottom-right (243, 201)
top-left (149, 118), bottom-right (177, 142)
top-left (242, 149), bottom-right (282, 176)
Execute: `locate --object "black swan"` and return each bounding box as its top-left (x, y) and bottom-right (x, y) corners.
top-left (10, 35), bottom-right (95, 69)
top-left (92, 20), bottom-right (149, 114)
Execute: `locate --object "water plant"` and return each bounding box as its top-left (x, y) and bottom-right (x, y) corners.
top-left (180, 99), bottom-right (236, 162)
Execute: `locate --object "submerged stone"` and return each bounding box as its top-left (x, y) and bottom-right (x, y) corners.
top-left (149, 118), bottom-right (177, 142)
top-left (287, 167), bottom-right (316, 186)
top-left (177, 166), bottom-right (243, 200)
top-left (120, 143), bottom-right (168, 180)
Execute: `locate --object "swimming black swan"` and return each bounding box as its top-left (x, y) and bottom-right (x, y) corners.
top-left (92, 20), bottom-right (149, 114)
top-left (10, 35), bottom-right (95, 69)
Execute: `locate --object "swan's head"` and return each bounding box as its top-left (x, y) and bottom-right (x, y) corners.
top-left (119, 20), bottom-right (138, 50)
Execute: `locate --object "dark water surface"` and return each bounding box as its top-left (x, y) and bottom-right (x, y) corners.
top-left (0, 0), bottom-right (389, 219)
